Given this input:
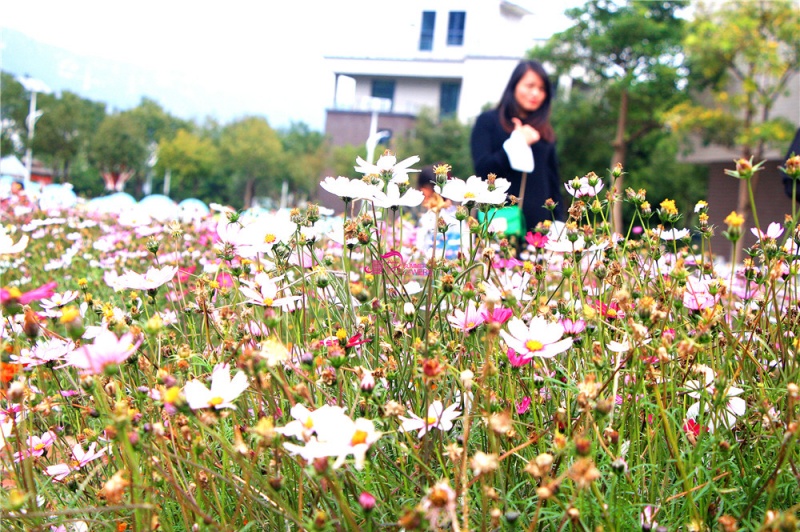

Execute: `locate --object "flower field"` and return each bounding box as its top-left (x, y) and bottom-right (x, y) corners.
top-left (1, 154), bottom-right (800, 531)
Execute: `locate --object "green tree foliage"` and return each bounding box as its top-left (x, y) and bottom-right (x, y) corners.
top-left (126, 97), bottom-right (191, 143)
top-left (328, 143), bottom-right (366, 182)
top-left (155, 129), bottom-right (221, 202)
top-left (666, 0), bottom-right (800, 248)
top-left (396, 109), bottom-right (473, 179)
top-left (280, 121), bottom-right (327, 198)
top-left (88, 113), bottom-right (148, 193)
top-left (218, 116), bottom-right (284, 208)
top-left (32, 91), bottom-right (105, 182)
top-left (551, 87), bottom-right (706, 228)
top-left (0, 72), bottom-right (28, 157)
top-left (535, 0), bottom-right (689, 231)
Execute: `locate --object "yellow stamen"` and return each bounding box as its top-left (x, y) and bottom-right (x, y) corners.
top-left (525, 340), bottom-right (544, 352)
top-left (351, 430), bottom-right (368, 445)
top-left (208, 397), bottom-right (224, 407)
top-left (264, 234), bottom-right (277, 244)
top-left (426, 417), bottom-right (439, 425)
top-left (303, 417), bottom-right (314, 429)
top-left (263, 297), bottom-right (274, 306)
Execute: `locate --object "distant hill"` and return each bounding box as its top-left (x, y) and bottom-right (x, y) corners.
top-left (0, 28), bottom-right (273, 125)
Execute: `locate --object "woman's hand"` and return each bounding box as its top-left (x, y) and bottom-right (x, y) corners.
top-left (512, 117), bottom-right (540, 146)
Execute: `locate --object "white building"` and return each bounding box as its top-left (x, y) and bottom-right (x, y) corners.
top-left (324, 1), bottom-right (545, 147)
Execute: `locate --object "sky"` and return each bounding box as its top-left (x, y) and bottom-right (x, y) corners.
top-left (1, 1), bottom-right (583, 131)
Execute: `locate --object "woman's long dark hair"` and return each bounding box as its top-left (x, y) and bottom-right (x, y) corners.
top-left (497, 60), bottom-right (555, 143)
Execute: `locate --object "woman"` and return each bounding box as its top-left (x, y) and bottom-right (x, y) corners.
top-left (470, 60), bottom-right (565, 232)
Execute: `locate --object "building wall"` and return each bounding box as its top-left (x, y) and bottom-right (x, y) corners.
top-left (324, 110), bottom-right (417, 148)
top-left (705, 160), bottom-right (795, 260)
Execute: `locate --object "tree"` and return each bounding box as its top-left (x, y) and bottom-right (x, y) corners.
top-left (279, 121), bottom-right (327, 200)
top-left (667, 0), bottom-right (800, 248)
top-left (0, 72), bottom-right (28, 158)
top-left (396, 109), bottom-right (473, 179)
top-left (88, 113), bottom-right (148, 193)
top-left (218, 117), bottom-right (284, 208)
top-left (32, 91), bottom-right (106, 182)
top-left (535, 0), bottom-right (689, 232)
top-left (127, 97), bottom-right (190, 144)
top-left (155, 128), bottom-right (220, 201)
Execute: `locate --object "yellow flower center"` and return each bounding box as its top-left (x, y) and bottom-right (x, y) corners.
top-left (426, 416), bottom-right (439, 425)
top-left (34, 443), bottom-right (46, 451)
top-left (264, 234), bottom-right (277, 244)
top-left (208, 397), bottom-right (224, 407)
top-left (303, 417), bottom-right (314, 429)
top-left (464, 192), bottom-right (476, 199)
top-left (525, 340), bottom-right (544, 352)
top-left (59, 306), bottom-right (81, 324)
top-left (263, 297), bottom-right (274, 306)
top-left (606, 308), bottom-right (618, 318)
top-left (351, 429), bottom-right (368, 446)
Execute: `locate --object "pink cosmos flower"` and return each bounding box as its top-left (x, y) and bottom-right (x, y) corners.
top-left (482, 306), bottom-right (513, 325)
top-left (399, 400), bottom-right (461, 438)
top-left (559, 318), bottom-right (587, 335)
top-left (1, 281), bottom-right (58, 306)
top-left (526, 231), bottom-right (549, 248)
top-left (751, 222), bottom-right (784, 241)
top-left (14, 430), bottom-right (57, 462)
top-left (447, 301), bottom-right (486, 332)
top-left (516, 396), bottom-right (532, 415)
top-left (500, 317), bottom-right (573, 360)
top-left (45, 442), bottom-right (108, 481)
top-left (683, 277), bottom-right (719, 311)
top-left (66, 330), bottom-right (141, 375)
top-left (183, 363), bottom-right (249, 410)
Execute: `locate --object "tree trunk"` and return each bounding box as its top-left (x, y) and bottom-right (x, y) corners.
top-left (611, 87), bottom-right (629, 235)
top-left (243, 178), bottom-right (256, 209)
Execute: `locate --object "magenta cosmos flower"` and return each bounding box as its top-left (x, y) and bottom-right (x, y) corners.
top-left (500, 317), bottom-right (572, 361)
top-left (66, 330), bottom-right (141, 375)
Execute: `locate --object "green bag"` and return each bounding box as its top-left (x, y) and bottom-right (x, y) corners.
top-left (477, 171), bottom-right (528, 238)
top-left (478, 206), bottom-right (526, 237)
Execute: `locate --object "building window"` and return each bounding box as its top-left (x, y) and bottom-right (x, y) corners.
top-left (440, 82), bottom-right (461, 117)
top-left (419, 11), bottom-right (436, 51)
top-left (372, 80), bottom-right (396, 111)
top-left (447, 11), bottom-right (466, 46)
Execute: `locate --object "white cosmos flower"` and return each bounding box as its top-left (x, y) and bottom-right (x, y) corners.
top-left (684, 364), bottom-right (745, 432)
top-left (372, 182), bottom-right (425, 209)
top-left (240, 272), bottom-right (300, 309)
top-left (565, 176), bottom-right (604, 198)
top-left (439, 176), bottom-right (507, 206)
top-left (657, 228), bottom-right (690, 241)
top-left (0, 226), bottom-right (29, 255)
top-left (281, 406), bottom-right (381, 470)
top-left (183, 363), bottom-right (249, 410)
top-left (354, 153), bottom-right (420, 182)
top-left (320, 176), bottom-right (381, 202)
top-left (117, 265), bottom-right (178, 291)
top-left (399, 400), bottom-right (461, 438)
top-left (499, 317), bottom-right (572, 360)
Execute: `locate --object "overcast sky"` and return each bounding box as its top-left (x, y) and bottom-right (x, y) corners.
top-left (1, 1), bottom-right (583, 130)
